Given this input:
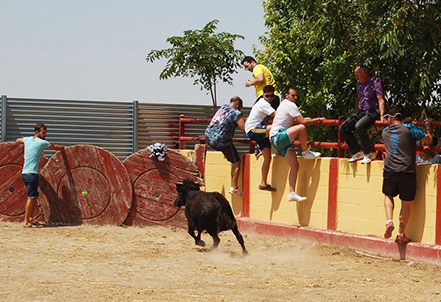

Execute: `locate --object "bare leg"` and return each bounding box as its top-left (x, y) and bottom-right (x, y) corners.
top-left (231, 161), bottom-right (240, 189)
top-left (23, 197), bottom-right (37, 226)
top-left (286, 124), bottom-right (308, 152)
top-left (398, 200), bottom-right (412, 234)
top-left (384, 195), bottom-right (394, 221)
top-left (285, 148), bottom-right (300, 193)
top-left (260, 147), bottom-right (272, 186)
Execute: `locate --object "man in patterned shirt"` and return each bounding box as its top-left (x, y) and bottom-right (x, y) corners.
top-left (205, 97), bottom-right (245, 196)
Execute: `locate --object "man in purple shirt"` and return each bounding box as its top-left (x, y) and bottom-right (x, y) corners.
top-left (340, 66), bottom-right (385, 164)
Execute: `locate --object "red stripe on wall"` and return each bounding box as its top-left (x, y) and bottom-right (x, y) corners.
top-left (242, 154), bottom-right (250, 218)
top-left (436, 166), bottom-right (441, 245)
top-left (193, 144), bottom-right (207, 181)
top-left (327, 158), bottom-right (339, 230)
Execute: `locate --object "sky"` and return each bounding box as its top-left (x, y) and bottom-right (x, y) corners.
top-left (0, 0), bottom-right (268, 107)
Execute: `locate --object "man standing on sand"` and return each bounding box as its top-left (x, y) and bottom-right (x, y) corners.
top-left (382, 108), bottom-right (433, 243)
top-left (340, 66), bottom-right (385, 164)
top-left (205, 96), bottom-right (246, 197)
top-left (245, 85), bottom-right (277, 192)
top-left (16, 123), bottom-right (64, 227)
top-left (269, 86), bottom-right (324, 202)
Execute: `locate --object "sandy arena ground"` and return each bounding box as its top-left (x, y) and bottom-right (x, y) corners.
top-left (1, 222), bottom-right (441, 302)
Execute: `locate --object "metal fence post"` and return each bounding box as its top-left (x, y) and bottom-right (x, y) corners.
top-left (132, 100), bottom-right (139, 153)
top-left (1, 95), bottom-right (6, 142)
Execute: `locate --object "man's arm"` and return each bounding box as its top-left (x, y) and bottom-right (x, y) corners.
top-left (16, 138), bottom-right (24, 144)
top-left (48, 144), bottom-right (65, 151)
top-left (245, 73), bottom-right (264, 87)
top-left (421, 119), bottom-right (434, 145)
top-left (378, 95), bottom-right (385, 122)
top-left (355, 96), bottom-right (359, 112)
top-left (294, 116), bottom-right (325, 126)
top-left (236, 116), bottom-right (246, 133)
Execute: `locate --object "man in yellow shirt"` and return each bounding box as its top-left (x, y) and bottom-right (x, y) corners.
top-left (241, 56), bottom-right (279, 110)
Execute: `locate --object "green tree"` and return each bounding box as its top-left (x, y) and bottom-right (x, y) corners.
top-left (146, 19), bottom-right (245, 108)
top-left (257, 0), bottom-right (441, 120)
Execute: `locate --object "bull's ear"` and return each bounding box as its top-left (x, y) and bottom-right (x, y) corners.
top-left (175, 182), bottom-right (183, 190)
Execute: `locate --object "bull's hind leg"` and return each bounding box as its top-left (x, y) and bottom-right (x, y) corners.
top-left (207, 227), bottom-right (220, 250)
top-left (195, 228), bottom-right (205, 247)
top-left (188, 224), bottom-right (205, 247)
top-left (231, 225), bottom-right (248, 254)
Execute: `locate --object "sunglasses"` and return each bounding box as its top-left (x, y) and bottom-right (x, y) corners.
top-left (383, 113), bottom-right (402, 119)
top-left (264, 94), bottom-right (275, 98)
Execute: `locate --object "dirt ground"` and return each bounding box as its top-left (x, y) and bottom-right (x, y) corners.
top-left (1, 222), bottom-right (441, 302)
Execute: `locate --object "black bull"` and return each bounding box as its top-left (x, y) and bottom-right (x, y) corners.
top-left (174, 179), bottom-right (247, 254)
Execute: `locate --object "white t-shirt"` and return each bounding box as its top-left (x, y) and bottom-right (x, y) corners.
top-left (269, 99), bottom-right (301, 138)
top-left (244, 99), bottom-right (275, 133)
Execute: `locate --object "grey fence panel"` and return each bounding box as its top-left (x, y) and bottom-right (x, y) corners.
top-left (137, 103), bottom-right (251, 153)
top-left (3, 97), bottom-right (135, 160)
top-left (0, 96), bottom-right (253, 160)
top-left (0, 96), bottom-right (5, 142)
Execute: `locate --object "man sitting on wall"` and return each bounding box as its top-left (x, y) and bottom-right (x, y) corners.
top-left (269, 86), bottom-right (324, 202)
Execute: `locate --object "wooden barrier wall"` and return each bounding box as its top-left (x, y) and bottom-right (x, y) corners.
top-left (0, 142), bottom-right (203, 227)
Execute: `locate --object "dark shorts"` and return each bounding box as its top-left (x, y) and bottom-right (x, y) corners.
top-left (247, 126), bottom-right (271, 150)
top-left (214, 144), bottom-right (240, 164)
top-left (22, 173), bottom-right (39, 199)
top-left (382, 171), bottom-right (416, 201)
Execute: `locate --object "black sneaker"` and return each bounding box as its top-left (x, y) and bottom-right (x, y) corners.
top-left (254, 145), bottom-right (262, 157)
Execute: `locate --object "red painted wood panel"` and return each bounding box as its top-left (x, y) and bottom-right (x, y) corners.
top-left (0, 142), bottom-right (48, 222)
top-left (123, 148), bottom-right (203, 228)
top-left (242, 154), bottom-right (250, 218)
top-left (436, 166), bottom-right (441, 245)
top-left (327, 158), bottom-right (339, 230)
top-left (38, 145), bottom-right (132, 226)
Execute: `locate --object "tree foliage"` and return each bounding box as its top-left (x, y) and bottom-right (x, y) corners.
top-left (146, 20), bottom-right (244, 108)
top-left (257, 0), bottom-right (441, 120)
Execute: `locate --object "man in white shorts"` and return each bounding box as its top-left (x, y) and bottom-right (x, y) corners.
top-left (269, 86), bottom-right (324, 202)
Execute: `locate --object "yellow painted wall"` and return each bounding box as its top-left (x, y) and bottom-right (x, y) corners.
top-left (198, 150), bottom-right (439, 245)
top-left (247, 155), bottom-right (328, 229)
top-left (203, 151), bottom-right (244, 216)
top-left (337, 160), bottom-right (386, 236)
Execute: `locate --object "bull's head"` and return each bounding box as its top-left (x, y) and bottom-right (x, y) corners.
top-left (174, 179), bottom-right (202, 207)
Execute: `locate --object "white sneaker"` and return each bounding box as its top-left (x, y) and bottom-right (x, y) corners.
top-left (229, 187), bottom-right (242, 197)
top-left (348, 151), bottom-right (364, 163)
top-left (287, 192), bottom-right (307, 202)
top-left (302, 149), bottom-right (321, 159)
top-left (361, 152), bottom-right (376, 164)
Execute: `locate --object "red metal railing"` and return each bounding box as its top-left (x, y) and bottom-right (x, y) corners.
top-left (179, 114), bottom-right (441, 156)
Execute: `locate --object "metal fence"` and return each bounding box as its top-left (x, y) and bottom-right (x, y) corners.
top-left (0, 95), bottom-right (251, 160)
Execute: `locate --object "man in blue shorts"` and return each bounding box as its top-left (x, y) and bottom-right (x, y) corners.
top-left (245, 85), bottom-right (277, 191)
top-left (16, 123), bottom-right (64, 227)
top-left (269, 86), bottom-right (324, 202)
top-left (382, 108), bottom-right (433, 243)
top-left (205, 97), bottom-right (246, 197)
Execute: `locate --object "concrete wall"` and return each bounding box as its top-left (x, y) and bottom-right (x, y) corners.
top-left (201, 151), bottom-right (439, 246)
